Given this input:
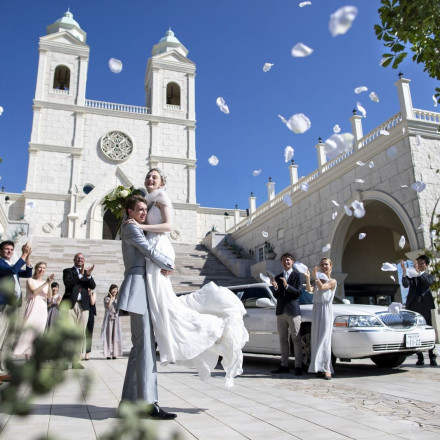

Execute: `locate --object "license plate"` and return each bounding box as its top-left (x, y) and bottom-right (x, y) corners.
top-left (405, 334), bottom-right (421, 348)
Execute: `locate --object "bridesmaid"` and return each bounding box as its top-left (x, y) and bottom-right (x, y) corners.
top-left (14, 262), bottom-right (55, 360)
top-left (100, 284), bottom-right (122, 359)
top-left (46, 281), bottom-right (61, 329)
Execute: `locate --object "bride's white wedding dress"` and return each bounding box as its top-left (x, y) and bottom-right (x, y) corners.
top-left (144, 189), bottom-right (249, 386)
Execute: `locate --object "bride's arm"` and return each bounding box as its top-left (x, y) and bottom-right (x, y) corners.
top-left (126, 202), bottom-right (172, 233)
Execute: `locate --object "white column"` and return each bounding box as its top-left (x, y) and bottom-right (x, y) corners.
top-left (395, 77), bottom-right (414, 120)
top-left (35, 49), bottom-right (47, 101)
top-left (187, 73), bottom-right (196, 120)
top-left (315, 139), bottom-right (327, 169)
top-left (234, 205), bottom-right (240, 226)
top-left (267, 178), bottom-right (275, 201)
top-left (150, 121), bottom-right (158, 156)
top-left (350, 113), bottom-right (363, 150)
top-left (288, 161), bottom-right (299, 185)
top-left (76, 55), bottom-right (88, 106)
top-left (249, 193), bottom-right (256, 214)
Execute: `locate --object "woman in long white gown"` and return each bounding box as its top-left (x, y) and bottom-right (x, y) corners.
top-left (126, 168), bottom-right (249, 386)
top-left (304, 257), bottom-right (337, 380)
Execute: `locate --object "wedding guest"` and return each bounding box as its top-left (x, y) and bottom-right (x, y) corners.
top-left (305, 258), bottom-right (337, 380)
top-left (0, 240), bottom-right (32, 383)
top-left (46, 282), bottom-right (61, 329)
top-left (101, 284), bottom-right (122, 359)
top-left (14, 262), bottom-right (55, 360)
top-left (84, 288), bottom-right (97, 361)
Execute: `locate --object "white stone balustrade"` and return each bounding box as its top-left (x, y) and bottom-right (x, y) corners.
top-left (85, 99), bottom-right (151, 114)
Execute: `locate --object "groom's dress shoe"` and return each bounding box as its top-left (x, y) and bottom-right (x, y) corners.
top-left (148, 403), bottom-right (177, 420)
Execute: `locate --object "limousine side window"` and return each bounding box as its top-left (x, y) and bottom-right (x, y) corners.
top-left (229, 287), bottom-right (271, 308)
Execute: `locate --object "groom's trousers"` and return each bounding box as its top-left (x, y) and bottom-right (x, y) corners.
top-left (121, 308), bottom-right (158, 403)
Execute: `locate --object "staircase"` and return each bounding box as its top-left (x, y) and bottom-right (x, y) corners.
top-left (22, 236), bottom-right (255, 352)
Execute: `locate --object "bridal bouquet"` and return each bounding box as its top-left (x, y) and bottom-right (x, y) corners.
top-left (102, 185), bottom-right (144, 223)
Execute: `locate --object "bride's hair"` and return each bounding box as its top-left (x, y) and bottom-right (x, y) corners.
top-left (146, 168), bottom-right (167, 186)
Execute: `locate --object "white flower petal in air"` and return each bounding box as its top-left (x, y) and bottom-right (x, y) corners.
top-left (0, 106), bottom-right (3, 116)
top-left (208, 155), bottom-right (219, 166)
top-left (293, 262), bottom-right (308, 274)
top-left (402, 127), bottom-right (406, 134)
top-left (291, 42), bottom-right (314, 57)
top-left (368, 161), bottom-right (375, 168)
top-left (282, 194), bottom-right (293, 207)
top-left (246, 217), bottom-right (253, 226)
top-left (354, 86), bottom-right (368, 94)
top-left (299, 1), bottom-right (312, 7)
top-left (252, 169), bottom-right (262, 177)
top-left (380, 129), bottom-right (390, 136)
top-left (381, 262), bottom-right (397, 272)
top-left (216, 97), bottom-right (230, 114)
top-left (418, 224), bottom-right (425, 230)
top-left (356, 161), bottom-right (365, 166)
top-left (369, 91), bottom-right (379, 103)
top-left (324, 133), bottom-right (354, 159)
top-left (109, 58), bottom-right (123, 73)
top-left (332, 200), bottom-right (340, 207)
top-left (344, 205), bottom-right (353, 216)
top-left (284, 146), bottom-right (294, 162)
top-left (388, 302), bottom-right (402, 314)
top-left (351, 200), bottom-right (365, 218)
top-left (329, 6), bottom-right (358, 37)
top-left (416, 135), bottom-right (422, 146)
top-left (263, 63), bottom-right (274, 72)
top-left (322, 243), bottom-right (331, 253)
top-left (260, 273), bottom-right (271, 285)
top-left (278, 114), bottom-right (287, 124)
top-left (262, 231), bottom-right (268, 238)
top-left (332, 212), bottom-right (338, 220)
top-left (387, 146), bottom-right (397, 160)
top-left (355, 179), bottom-right (364, 183)
top-left (411, 181), bottom-right (426, 193)
top-left (25, 200), bottom-right (37, 210)
top-left (433, 95), bottom-right (438, 107)
top-left (359, 232), bottom-right (366, 240)
top-left (286, 113), bottom-right (311, 134)
top-left (356, 101), bottom-right (367, 118)
top-left (390, 275), bottom-right (396, 282)
top-left (431, 230), bottom-right (437, 239)
top-left (300, 182), bottom-right (309, 192)
top-left (333, 124), bottom-right (341, 133)
top-left (406, 267), bottom-right (419, 278)
top-left (399, 235), bottom-right (406, 249)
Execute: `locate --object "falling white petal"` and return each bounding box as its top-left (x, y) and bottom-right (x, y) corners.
top-left (284, 146), bottom-right (294, 163)
top-left (300, 182), bottom-right (309, 192)
top-left (368, 161), bottom-right (375, 168)
top-left (25, 200), bottom-right (37, 210)
top-left (388, 302), bottom-right (401, 314)
top-left (278, 114), bottom-right (287, 124)
top-left (332, 200), bottom-right (340, 207)
top-left (0, 106), bottom-right (3, 116)
top-left (333, 124), bottom-right (341, 133)
top-left (430, 230), bottom-right (437, 238)
top-left (324, 133), bottom-right (354, 159)
top-left (109, 58), bottom-right (123, 73)
top-left (299, 1), bottom-right (312, 7)
top-left (246, 218), bottom-right (253, 226)
top-left (433, 95), bottom-right (438, 107)
top-left (355, 179), bottom-right (364, 183)
top-left (387, 146), bottom-right (397, 160)
top-left (354, 86), bottom-right (368, 94)
top-left (282, 194), bottom-right (293, 207)
top-left (381, 262), bottom-right (397, 272)
top-left (291, 42), bottom-right (314, 57)
top-left (356, 161), bottom-right (365, 166)
top-left (398, 235), bottom-right (406, 249)
top-left (416, 134), bottom-right (422, 146)
top-left (263, 63), bottom-right (274, 72)
top-left (260, 273), bottom-right (271, 285)
top-left (402, 127), bottom-right (406, 134)
top-left (293, 262), bottom-right (308, 274)
top-left (262, 231), bottom-right (268, 238)
top-left (252, 169), bottom-right (262, 177)
top-left (216, 97), bottom-right (225, 106)
top-left (369, 91), bottom-right (379, 103)
top-left (332, 212), bottom-right (338, 220)
top-left (344, 205), bottom-right (353, 216)
top-left (286, 113), bottom-right (311, 134)
top-left (359, 232), bottom-right (366, 240)
top-left (418, 224), bottom-right (425, 230)
top-left (390, 275), bottom-right (396, 282)
top-left (411, 181), bottom-right (426, 193)
top-left (351, 200), bottom-right (365, 218)
top-left (216, 97), bottom-right (230, 114)
top-left (380, 129), bottom-right (390, 136)
top-left (329, 6), bottom-right (358, 37)
top-left (208, 155), bottom-right (219, 166)
top-left (322, 243), bottom-right (331, 252)
top-left (356, 101), bottom-right (367, 118)
top-left (401, 184), bottom-right (408, 188)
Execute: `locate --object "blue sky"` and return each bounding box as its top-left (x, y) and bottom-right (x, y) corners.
top-left (0, 0), bottom-right (438, 210)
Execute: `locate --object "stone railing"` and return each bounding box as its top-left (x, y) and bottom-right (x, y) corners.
top-left (51, 88), bottom-right (70, 96)
top-left (359, 112), bottom-right (403, 148)
top-left (165, 104), bottom-right (181, 110)
top-left (413, 108), bottom-right (440, 123)
top-left (85, 99), bottom-right (151, 114)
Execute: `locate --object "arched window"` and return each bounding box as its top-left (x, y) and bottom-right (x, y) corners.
top-left (166, 82), bottom-right (180, 106)
top-left (53, 65), bottom-right (70, 90)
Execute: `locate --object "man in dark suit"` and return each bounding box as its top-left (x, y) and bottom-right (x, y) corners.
top-left (62, 253), bottom-right (96, 369)
top-left (0, 240), bottom-right (32, 383)
top-left (271, 252), bottom-right (303, 376)
top-left (401, 255), bottom-right (437, 366)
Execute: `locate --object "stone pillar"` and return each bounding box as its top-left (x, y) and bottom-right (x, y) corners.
top-left (249, 192), bottom-right (256, 215)
top-left (289, 160), bottom-right (299, 185)
top-left (150, 121), bottom-right (158, 157)
top-left (187, 73), bottom-right (196, 120)
top-left (267, 178), bottom-right (275, 201)
top-left (395, 77), bottom-right (414, 120)
top-left (315, 139), bottom-right (327, 169)
top-left (67, 185), bottom-right (79, 238)
top-left (76, 56), bottom-right (88, 106)
top-left (350, 113), bottom-right (363, 150)
top-left (35, 49), bottom-right (47, 101)
top-left (234, 205), bottom-right (240, 226)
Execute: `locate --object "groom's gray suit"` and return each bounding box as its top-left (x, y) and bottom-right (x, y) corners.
top-left (118, 222), bottom-right (174, 404)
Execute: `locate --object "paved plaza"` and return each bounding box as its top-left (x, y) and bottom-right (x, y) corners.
top-left (1, 349), bottom-right (439, 440)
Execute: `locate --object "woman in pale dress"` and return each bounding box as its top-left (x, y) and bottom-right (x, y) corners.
top-left (125, 168), bottom-right (248, 386)
top-left (101, 284), bottom-right (122, 359)
top-left (14, 262), bottom-right (55, 360)
top-left (304, 257), bottom-right (337, 380)
top-left (46, 282), bottom-right (61, 329)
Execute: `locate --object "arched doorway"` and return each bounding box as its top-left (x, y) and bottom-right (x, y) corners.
top-left (102, 209), bottom-right (119, 240)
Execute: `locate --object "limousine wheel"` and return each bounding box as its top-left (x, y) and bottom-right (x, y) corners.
top-left (370, 353), bottom-right (407, 368)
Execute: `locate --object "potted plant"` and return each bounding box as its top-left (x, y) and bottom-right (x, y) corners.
top-left (264, 241), bottom-right (277, 260)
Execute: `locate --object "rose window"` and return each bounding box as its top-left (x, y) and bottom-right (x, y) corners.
top-left (100, 131), bottom-right (133, 161)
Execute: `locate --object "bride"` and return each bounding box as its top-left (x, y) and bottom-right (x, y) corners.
top-left (126, 168), bottom-right (248, 386)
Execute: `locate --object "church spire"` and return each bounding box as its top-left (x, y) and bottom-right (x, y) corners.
top-left (151, 28), bottom-right (188, 57)
top-left (46, 10), bottom-right (87, 43)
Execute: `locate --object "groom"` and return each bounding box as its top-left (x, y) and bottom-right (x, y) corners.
top-left (118, 195), bottom-right (176, 419)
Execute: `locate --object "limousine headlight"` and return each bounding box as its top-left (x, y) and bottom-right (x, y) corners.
top-left (416, 315), bottom-right (427, 326)
top-left (334, 315), bottom-right (383, 328)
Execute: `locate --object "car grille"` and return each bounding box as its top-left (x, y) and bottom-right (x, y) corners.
top-left (376, 311), bottom-right (417, 329)
top-left (373, 341), bottom-right (434, 352)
